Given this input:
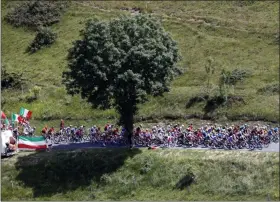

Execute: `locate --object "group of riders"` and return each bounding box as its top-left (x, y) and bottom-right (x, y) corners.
top-left (28, 119), bottom-right (279, 149)
top-left (4, 118), bottom-right (279, 149)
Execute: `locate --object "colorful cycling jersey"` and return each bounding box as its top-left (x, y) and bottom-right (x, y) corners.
top-left (202, 131), bottom-right (207, 137)
top-left (75, 129), bottom-right (81, 136)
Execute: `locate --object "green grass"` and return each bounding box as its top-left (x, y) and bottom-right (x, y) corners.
top-left (1, 148), bottom-right (279, 200)
top-left (1, 1), bottom-right (279, 122)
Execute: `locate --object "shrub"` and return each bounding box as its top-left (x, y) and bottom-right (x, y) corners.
top-left (5, 1), bottom-right (68, 29)
top-left (24, 86), bottom-right (42, 103)
top-left (31, 86), bottom-right (41, 99)
top-left (27, 27), bottom-right (57, 53)
top-left (257, 84), bottom-right (279, 95)
top-left (226, 69), bottom-right (251, 85)
top-left (1, 64), bottom-right (25, 90)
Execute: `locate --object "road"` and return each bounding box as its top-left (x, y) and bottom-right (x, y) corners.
top-left (51, 141), bottom-right (279, 152)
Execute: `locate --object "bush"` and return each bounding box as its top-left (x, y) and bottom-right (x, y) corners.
top-left (31, 86), bottom-right (41, 99)
top-left (27, 27), bottom-right (57, 53)
top-left (257, 84), bottom-right (279, 95)
top-left (5, 1), bottom-right (68, 29)
top-left (25, 86), bottom-right (41, 103)
top-left (1, 64), bottom-right (25, 90)
top-left (226, 69), bottom-right (251, 85)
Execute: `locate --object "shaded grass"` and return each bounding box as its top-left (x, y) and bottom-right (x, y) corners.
top-left (1, 1), bottom-right (279, 122)
top-left (1, 149), bottom-right (279, 200)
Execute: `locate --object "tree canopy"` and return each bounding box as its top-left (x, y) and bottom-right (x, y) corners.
top-left (63, 14), bottom-right (180, 143)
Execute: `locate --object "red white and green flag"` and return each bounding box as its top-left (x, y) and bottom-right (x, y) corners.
top-left (1, 111), bottom-right (6, 119)
top-left (1, 111), bottom-right (9, 125)
top-left (19, 107), bottom-right (32, 120)
top-left (18, 136), bottom-right (48, 150)
top-left (12, 113), bottom-right (23, 123)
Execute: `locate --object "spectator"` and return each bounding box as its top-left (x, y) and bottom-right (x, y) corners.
top-left (60, 119), bottom-right (65, 130)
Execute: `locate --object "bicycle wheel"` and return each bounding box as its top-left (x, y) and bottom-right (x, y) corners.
top-left (60, 135), bottom-right (67, 143)
top-left (257, 142), bottom-right (263, 150)
top-left (263, 140), bottom-right (269, 148)
top-left (273, 136), bottom-right (279, 143)
top-left (54, 136), bottom-right (60, 144)
top-left (83, 135), bottom-right (90, 142)
top-left (245, 142), bottom-right (250, 149)
top-left (249, 143), bottom-right (255, 150)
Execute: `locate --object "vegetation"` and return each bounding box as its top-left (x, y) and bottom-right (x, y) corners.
top-left (1, 64), bottom-right (25, 90)
top-left (63, 15), bottom-right (180, 141)
top-left (257, 83), bottom-right (279, 95)
top-left (1, 149), bottom-right (279, 200)
top-left (4, 1), bottom-right (68, 29)
top-left (1, 1), bottom-right (279, 123)
top-left (27, 27), bottom-right (57, 53)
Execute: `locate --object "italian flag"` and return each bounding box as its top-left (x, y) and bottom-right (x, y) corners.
top-left (1, 111), bottom-right (9, 125)
top-left (12, 113), bottom-right (22, 123)
top-left (19, 107), bottom-right (32, 120)
top-left (18, 136), bottom-right (48, 150)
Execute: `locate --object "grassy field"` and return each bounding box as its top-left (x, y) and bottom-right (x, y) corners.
top-left (1, 148), bottom-right (279, 200)
top-left (1, 1), bottom-right (279, 123)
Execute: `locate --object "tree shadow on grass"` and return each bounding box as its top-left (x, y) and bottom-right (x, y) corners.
top-left (14, 148), bottom-right (142, 198)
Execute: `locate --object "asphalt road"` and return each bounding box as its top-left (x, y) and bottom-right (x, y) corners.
top-left (51, 141), bottom-right (279, 152)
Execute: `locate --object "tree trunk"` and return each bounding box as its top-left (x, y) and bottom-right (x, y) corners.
top-left (118, 87), bottom-right (136, 148)
top-left (123, 110), bottom-right (134, 148)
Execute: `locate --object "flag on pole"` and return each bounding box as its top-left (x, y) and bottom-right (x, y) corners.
top-left (19, 107), bottom-right (32, 120)
top-left (4, 118), bottom-right (9, 125)
top-left (1, 111), bottom-right (6, 119)
top-left (18, 136), bottom-right (48, 151)
top-left (1, 111), bottom-right (9, 125)
top-left (12, 113), bottom-right (22, 123)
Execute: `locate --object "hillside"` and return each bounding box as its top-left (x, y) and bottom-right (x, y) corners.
top-left (1, 148), bottom-right (279, 200)
top-left (1, 1), bottom-right (279, 124)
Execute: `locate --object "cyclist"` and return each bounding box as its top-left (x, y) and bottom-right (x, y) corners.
top-left (70, 126), bottom-right (76, 135)
top-left (188, 123), bottom-right (193, 131)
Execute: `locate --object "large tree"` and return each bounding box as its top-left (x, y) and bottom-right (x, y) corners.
top-left (63, 14), bottom-right (180, 147)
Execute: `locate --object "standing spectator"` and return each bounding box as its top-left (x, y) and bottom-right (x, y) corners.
top-left (60, 119), bottom-right (65, 130)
